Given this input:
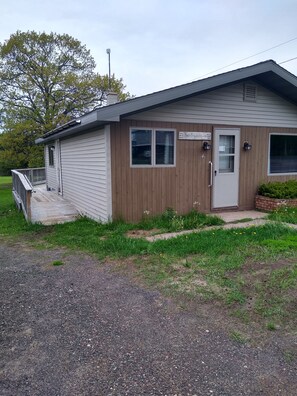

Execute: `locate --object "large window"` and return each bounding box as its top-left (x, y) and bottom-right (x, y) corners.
top-left (131, 128), bottom-right (175, 166)
top-left (269, 134), bottom-right (297, 174)
top-left (48, 145), bottom-right (55, 167)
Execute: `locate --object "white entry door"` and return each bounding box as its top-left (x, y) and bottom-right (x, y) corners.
top-left (213, 128), bottom-right (240, 208)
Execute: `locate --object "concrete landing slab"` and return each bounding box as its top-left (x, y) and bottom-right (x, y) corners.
top-left (216, 210), bottom-right (267, 223)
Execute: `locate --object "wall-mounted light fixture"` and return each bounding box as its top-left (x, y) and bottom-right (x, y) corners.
top-left (243, 141), bottom-right (252, 151)
top-left (203, 141), bottom-right (211, 151)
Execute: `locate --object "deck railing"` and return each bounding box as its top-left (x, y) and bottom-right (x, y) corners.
top-left (16, 167), bottom-right (46, 185)
top-left (11, 170), bottom-right (35, 222)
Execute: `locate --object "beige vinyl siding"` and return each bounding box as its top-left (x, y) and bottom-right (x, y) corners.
top-left (238, 127), bottom-right (297, 210)
top-left (111, 120), bottom-right (212, 222)
top-left (45, 144), bottom-right (58, 191)
top-left (60, 128), bottom-right (112, 222)
top-left (111, 120), bottom-right (297, 222)
top-left (126, 82), bottom-right (297, 128)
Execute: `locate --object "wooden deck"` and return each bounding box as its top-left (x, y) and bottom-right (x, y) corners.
top-left (31, 185), bottom-right (79, 225)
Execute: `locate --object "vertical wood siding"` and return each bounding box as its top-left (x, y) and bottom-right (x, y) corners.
top-left (126, 82), bottom-right (297, 128)
top-left (60, 128), bottom-right (111, 222)
top-left (111, 120), bottom-right (297, 222)
top-left (238, 126), bottom-right (297, 210)
top-left (111, 120), bottom-right (212, 222)
top-left (45, 144), bottom-right (57, 191)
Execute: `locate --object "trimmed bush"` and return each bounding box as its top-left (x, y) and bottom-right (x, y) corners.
top-left (258, 180), bottom-right (297, 199)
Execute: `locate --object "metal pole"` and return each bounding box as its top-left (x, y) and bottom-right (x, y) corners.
top-left (106, 48), bottom-right (111, 89)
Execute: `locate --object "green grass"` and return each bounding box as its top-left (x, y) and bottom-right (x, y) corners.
top-left (268, 206), bottom-right (297, 224)
top-left (0, 176), bottom-right (44, 236)
top-left (130, 224), bottom-right (296, 296)
top-left (137, 207), bottom-right (224, 232)
top-left (52, 260), bottom-right (64, 266)
top-left (0, 176), bottom-right (13, 209)
top-left (0, 176), bottom-right (13, 186)
top-left (266, 322), bottom-right (277, 331)
top-left (230, 330), bottom-right (248, 344)
top-left (1, 178), bottom-right (297, 331)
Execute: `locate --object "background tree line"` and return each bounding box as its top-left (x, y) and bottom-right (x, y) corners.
top-left (0, 31), bottom-right (130, 175)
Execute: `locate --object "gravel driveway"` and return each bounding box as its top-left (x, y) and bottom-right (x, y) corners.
top-left (0, 240), bottom-right (296, 396)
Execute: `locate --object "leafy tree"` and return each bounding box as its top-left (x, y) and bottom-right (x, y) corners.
top-left (0, 123), bottom-right (44, 174)
top-left (0, 30), bottom-right (130, 173)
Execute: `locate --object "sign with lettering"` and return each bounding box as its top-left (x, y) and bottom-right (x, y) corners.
top-left (179, 132), bottom-right (212, 140)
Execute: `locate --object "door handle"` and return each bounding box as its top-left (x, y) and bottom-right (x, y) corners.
top-left (208, 161), bottom-right (213, 187)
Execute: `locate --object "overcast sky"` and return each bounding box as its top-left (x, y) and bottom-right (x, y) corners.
top-left (1, 0), bottom-right (297, 97)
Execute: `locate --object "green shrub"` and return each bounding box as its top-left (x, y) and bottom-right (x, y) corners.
top-left (258, 180), bottom-right (297, 199)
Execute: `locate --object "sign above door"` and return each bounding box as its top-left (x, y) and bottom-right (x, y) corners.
top-left (179, 132), bottom-right (211, 140)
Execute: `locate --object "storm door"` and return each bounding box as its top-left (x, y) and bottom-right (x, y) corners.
top-left (213, 129), bottom-right (240, 208)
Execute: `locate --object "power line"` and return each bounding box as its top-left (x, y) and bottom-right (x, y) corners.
top-left (279, 56), bottom-right (297, 65)
top-left (198, 36), bottom-right (297, 78)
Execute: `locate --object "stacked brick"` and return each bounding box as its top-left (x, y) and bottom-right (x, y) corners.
top-left (255, 195), bottom-right (297, 212)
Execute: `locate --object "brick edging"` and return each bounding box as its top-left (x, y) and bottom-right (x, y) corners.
top-left (255, 195), bottom-right (297, 212)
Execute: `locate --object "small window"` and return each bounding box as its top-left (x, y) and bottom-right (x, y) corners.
top-left (219, 135), bottom-right (235, 173)
top-left (131, 128), bottom-right (175, 167)
top-left (48, 145), bottom-right (55, 167)
top-left (269, 134), bottom-right (297, 174)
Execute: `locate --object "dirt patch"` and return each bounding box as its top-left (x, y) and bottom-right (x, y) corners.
top-left (126, 228), bottom-right (161, 238)
top-left (111, 253), bottom-right (297, 347)
top-left (243, 257), bottom-right (296, 273)
top-left (225, 258), bottom-right (297, 330)
top-left (1, 240), bottom-right (297, 395)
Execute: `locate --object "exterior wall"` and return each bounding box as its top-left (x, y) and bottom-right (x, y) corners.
top-left (111, 120), bottom-right (297, 222)
top-left (238, 126), bottom-right (297, 210)
top-left (126, 81), bottom-right (297, 128)
top-left (111, 120), bottom-right (212, 222)
top-left (45, 143), bottom-right (58, 191)
top-left (60, 127), bottom-right (112, 222)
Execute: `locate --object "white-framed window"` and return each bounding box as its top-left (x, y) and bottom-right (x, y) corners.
top-left (48, 145), bottom-right (55, 167)
top-left (130, 128), bottom-right (176, 167)
top-left (269, 133), bottom-right (297, 175)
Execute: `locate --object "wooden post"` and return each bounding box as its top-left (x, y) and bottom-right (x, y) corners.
top-left (26, 190), bottom-right (32, 222)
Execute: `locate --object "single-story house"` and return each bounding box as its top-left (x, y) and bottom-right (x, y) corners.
top-left (36, 60), bottom-right (297, 222)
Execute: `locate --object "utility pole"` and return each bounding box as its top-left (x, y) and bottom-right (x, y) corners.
top-left (106, 48), bottom-right (111, 90)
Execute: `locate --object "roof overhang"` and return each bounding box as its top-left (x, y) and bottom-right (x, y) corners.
top-left (36, 60), bottom-right (297, 144)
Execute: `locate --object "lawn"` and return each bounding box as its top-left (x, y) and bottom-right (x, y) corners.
top-left (0, 176), bottom-right (13, 208)
top-left (0, 175), bottom-right (13, 186)
top-left (0, 176), bottom-right (43, 235)
top-left (1, 177), bottom-right (297, 335)
top-left (268, 206), bottom-right (297, 224)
